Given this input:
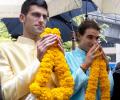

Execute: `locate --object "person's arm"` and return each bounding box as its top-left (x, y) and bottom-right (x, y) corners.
top-left (0, 48), bottom-right (40, 100)
top-left (65, 52), bottom-right (88, 94)
top-left (72, 66), bottom-right (88, 94)
top-left (108, 70), bottom-right (114, 96)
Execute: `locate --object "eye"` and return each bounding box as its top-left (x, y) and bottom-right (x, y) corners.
top-left (32, 13), bottom-right (41, 18)
top-left (87, 35), bottom-right (93, 40)
top-left (43, 15), bottom-right (48, 20)
top-left (31, 12), bottom-right (48, 20)
top-left (96, 36), bottom-right (99, 40)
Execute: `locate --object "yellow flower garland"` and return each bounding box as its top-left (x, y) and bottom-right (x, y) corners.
top-left (85, 51), bottom-right (110, 100)
top-left (30, 28), bottom-right (74, 100)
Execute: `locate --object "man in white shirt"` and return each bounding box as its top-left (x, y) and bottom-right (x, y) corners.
top-left (0, 0), bottom-right (63, 99)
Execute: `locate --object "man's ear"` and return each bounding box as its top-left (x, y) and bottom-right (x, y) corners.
top-left (76, 32), bottom-right (82, 42)
top-left (19, 14), bottom-right (26, 23)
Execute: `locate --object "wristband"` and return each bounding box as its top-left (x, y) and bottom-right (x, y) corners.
top-left (80, 63), bottom-right (87, 72)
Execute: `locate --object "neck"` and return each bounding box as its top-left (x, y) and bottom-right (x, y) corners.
top-left (22, 31), bottom-right (40, 42)
top-left (78, 45), bottom-right (87, 53)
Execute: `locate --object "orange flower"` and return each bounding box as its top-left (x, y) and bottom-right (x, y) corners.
top-left (30, 28), bottom-right (74, 100)
top-left (85, 51), bottom-right (110, 100)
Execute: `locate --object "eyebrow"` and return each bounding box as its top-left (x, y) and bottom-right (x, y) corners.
top-left (32, 12), bottom-right (47, 16)
top-left (96, 36), bottom-right (100, 39)
top-left (87, 35), bottom-right (100, 38)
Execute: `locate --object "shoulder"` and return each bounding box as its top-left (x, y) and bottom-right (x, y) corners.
top-left (0, 41), bottom-right (15, 59)
top-left (65, 48), bottom-right (81, 59)
top-left (0, 41), bottom-right (21, 55)
top-left (0, 41), bottom-right (14, 50)
top-left (65, 51), bottom-right (74, 59)
top-left (65, 50), bottom-right (78, 65)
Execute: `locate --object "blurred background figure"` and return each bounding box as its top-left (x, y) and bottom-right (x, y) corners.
top-left (112, 62), bottom-right (120, 100)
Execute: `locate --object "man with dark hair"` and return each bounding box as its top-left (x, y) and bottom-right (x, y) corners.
top-left (65, 20), bottom-right (114, 100)
top-left (21, 0), bottom-right (48, 16)
top-left (0, 0), bottom-right (63, 99)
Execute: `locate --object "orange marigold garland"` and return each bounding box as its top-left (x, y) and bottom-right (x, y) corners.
top-left (99, 58), bottom-right (110, 100)
top-left (85, 51), bottom-right (110, 100)
top-left (30, 28), bottom-right (74, 100)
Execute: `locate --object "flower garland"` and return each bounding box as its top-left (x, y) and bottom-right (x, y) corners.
top-left (30, 28), bottom-right (74, 100)
top-left (85, 51), bottom-right (110, 100)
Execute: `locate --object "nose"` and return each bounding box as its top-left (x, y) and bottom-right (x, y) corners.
top-left (92, 38), bottom-right (98, 45)
top-left (38, 15), bottom-right (44, 23)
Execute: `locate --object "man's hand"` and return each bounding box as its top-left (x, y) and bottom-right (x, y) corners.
top-left (81, 43), bottom-right (103, 70)
top-left (37, 34), bottom-right (64, 61)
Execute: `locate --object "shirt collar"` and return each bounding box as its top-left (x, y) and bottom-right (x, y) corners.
top-left (17, 36), bottom-right (36, 46)
top-left (72, 47), bottom-right (86, 56)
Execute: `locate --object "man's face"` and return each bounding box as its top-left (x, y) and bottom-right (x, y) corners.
top-left (20, 5), bottom-right (48, 35)
top-left (78, 28), bottom-right (100, 52)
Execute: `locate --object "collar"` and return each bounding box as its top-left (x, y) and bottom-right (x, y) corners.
top-left (72, 47), bottom-right (86, 56)
top-left (17, 36), bottom-right (36, 46)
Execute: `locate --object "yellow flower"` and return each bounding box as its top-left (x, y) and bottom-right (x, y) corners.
top-left (52, 28), bottom-right (61, 37)
top-left (85, 51), bottom-right (110, 100)
top-left (45, 27), bottom-right (52, 33)
top-left (30, 28), bottom-right (74, 100)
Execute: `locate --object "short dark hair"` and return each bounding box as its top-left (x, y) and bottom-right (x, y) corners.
top-left (115, 62), bottom-right (120, 70)
top-left (78, 20), bottom-right (100, 36)
top-left (21, 0), bottom-right (48, 15)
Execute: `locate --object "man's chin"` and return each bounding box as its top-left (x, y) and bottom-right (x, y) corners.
top-left (86, 48), bottom-right (91, 52)
top-left (34, 30), bottom-right (44, 35)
